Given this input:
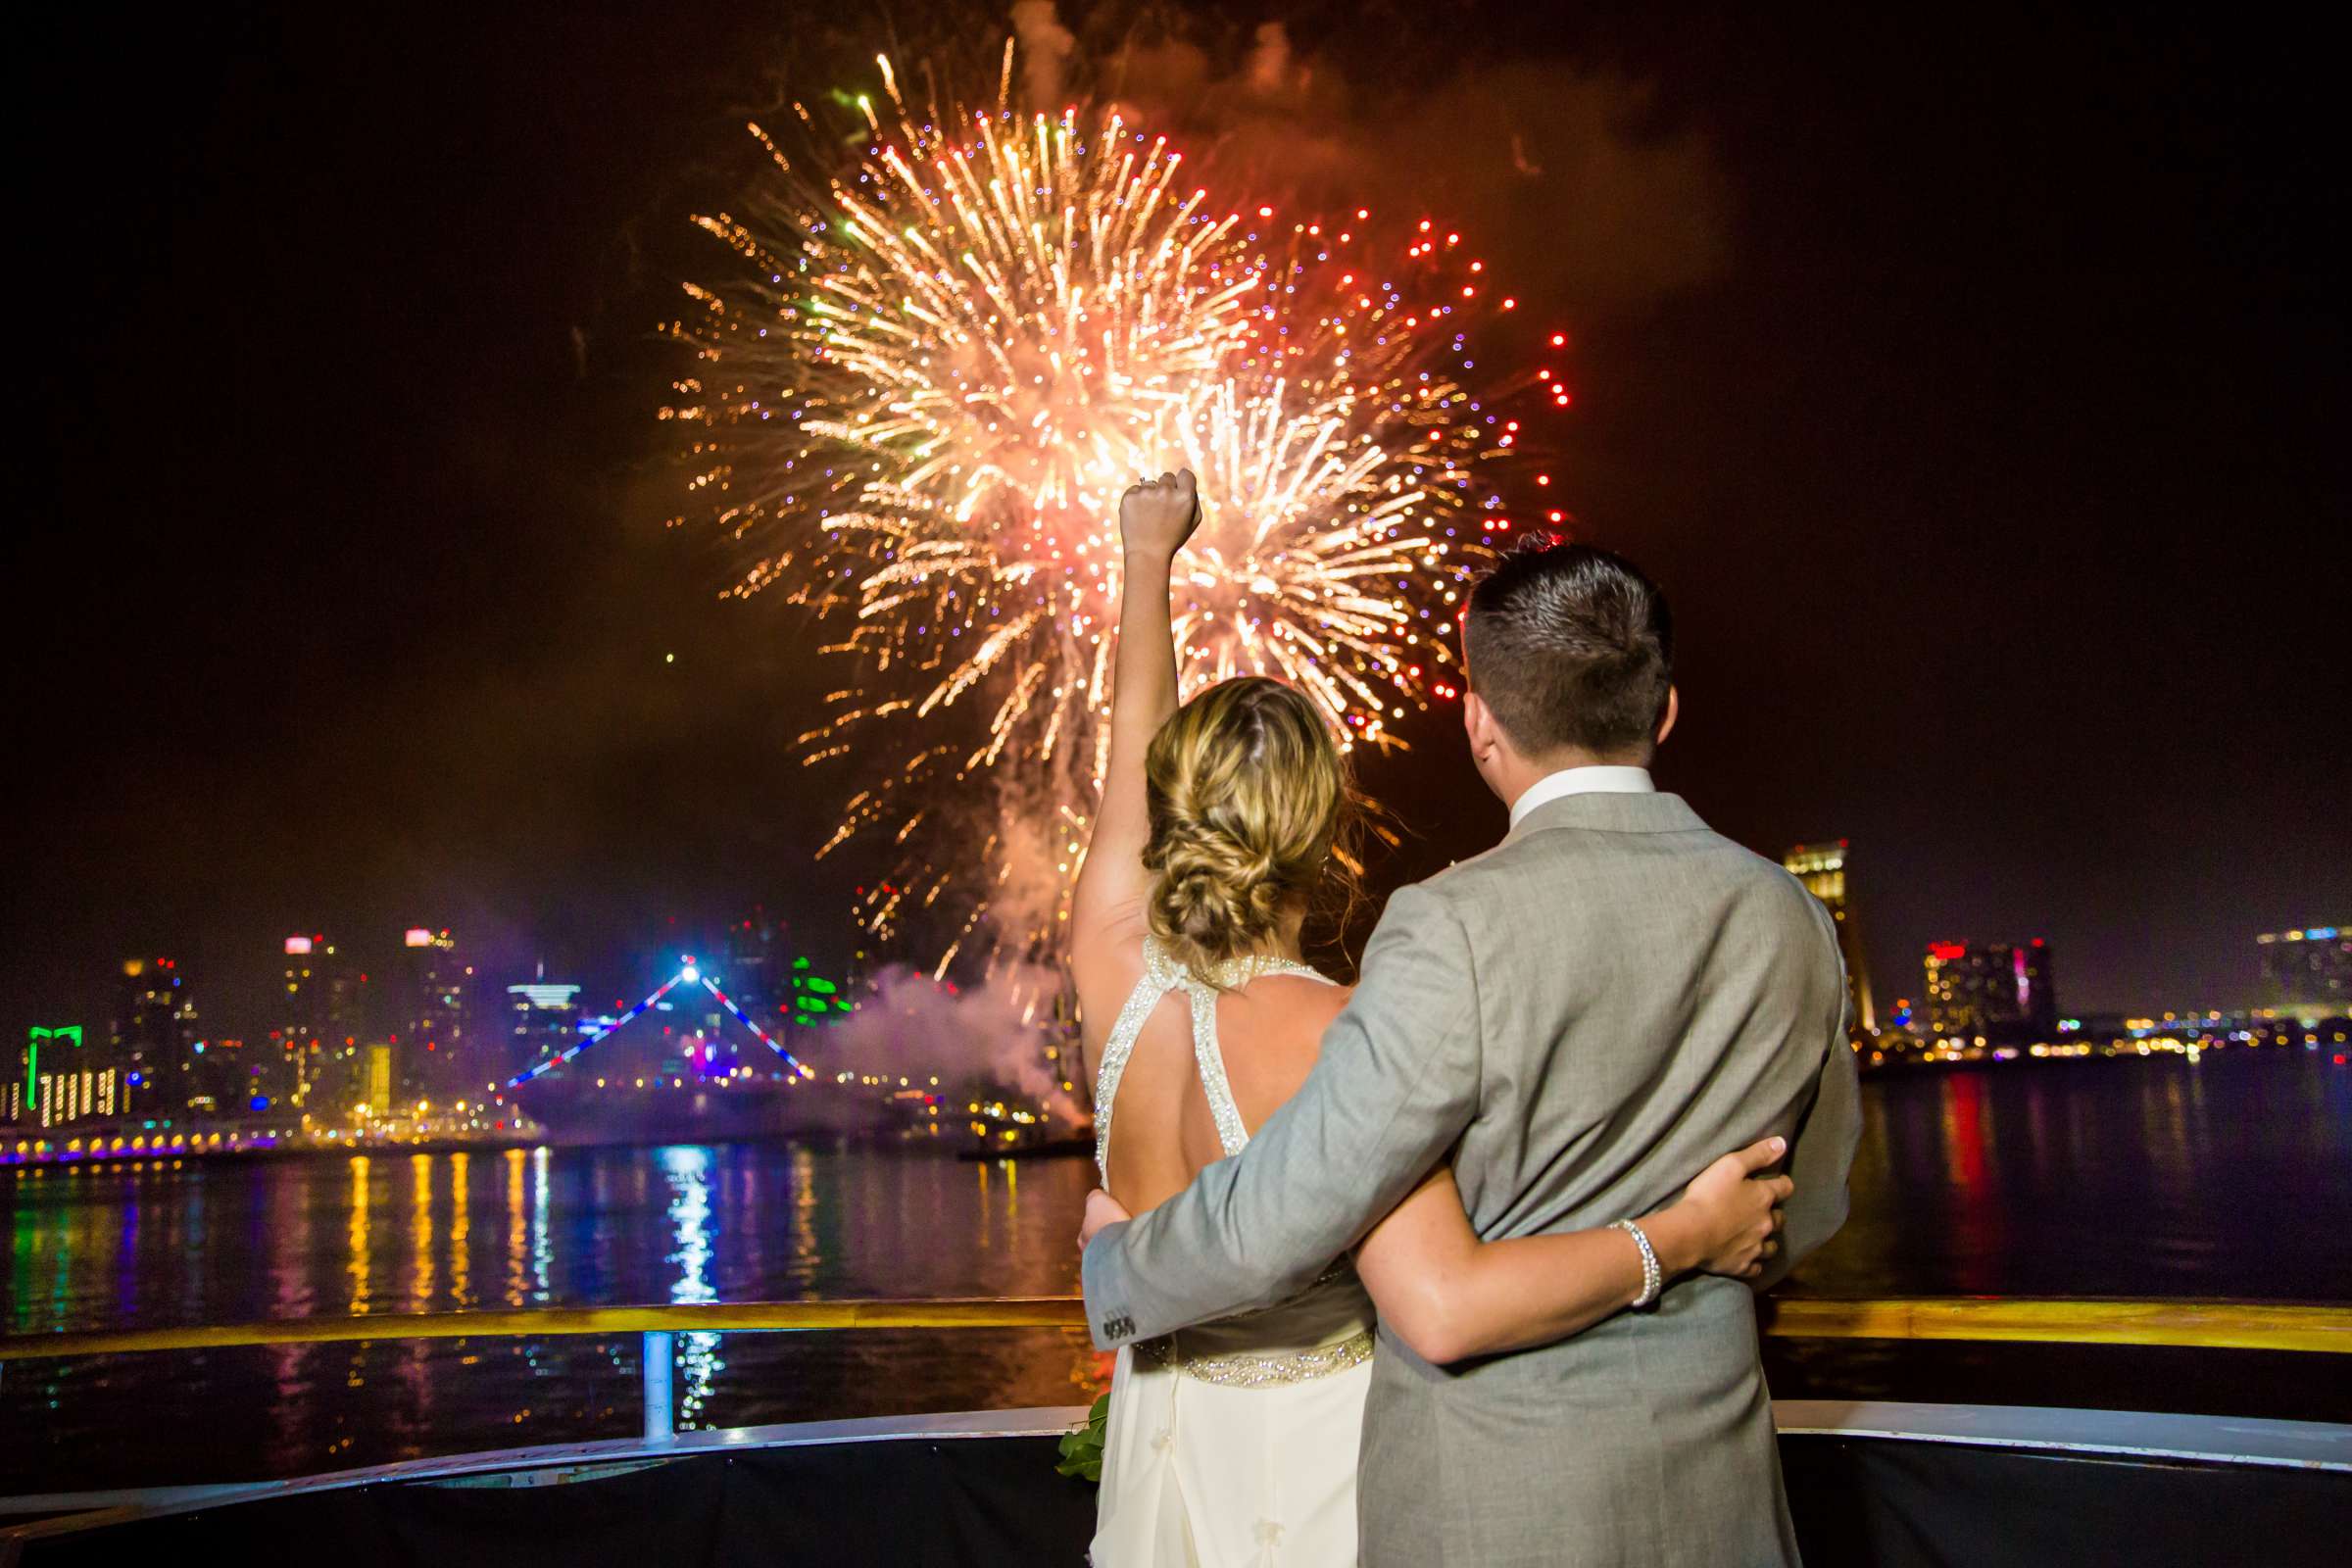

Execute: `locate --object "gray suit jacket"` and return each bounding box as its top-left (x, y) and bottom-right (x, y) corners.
top-left (1081, 790), bottom-right (1860, 1566)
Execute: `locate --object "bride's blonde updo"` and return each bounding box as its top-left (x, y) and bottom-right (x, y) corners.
top-left (1142, 676), bottom-right (1357, 976)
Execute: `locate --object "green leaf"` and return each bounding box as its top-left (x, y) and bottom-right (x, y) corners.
top-left (1054, 1392), bottom-right (1112, 1484)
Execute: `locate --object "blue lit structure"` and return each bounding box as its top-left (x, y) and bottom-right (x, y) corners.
top-left (506, 960), bottom-right (816, 1091)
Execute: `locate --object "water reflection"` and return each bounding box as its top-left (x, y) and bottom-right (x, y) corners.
top-left (407, 1154), bottom-right (434, 1310)
top-left (449, 1152), bottom-right (471, 1308)
top-left (9, 1193), bottom-right (32, 1332)
top-left (974, 1157), bottom-right (993, 1253)
top-left (264, 1155), bottom-right (316, 1469)
top-left (2024, 1091), bottom-right (2055, 1189)
top-left (503, 1150), bottom-right (526, 1306)
top-left (348, 1155), bottom-right (371, 1312)
top-left (12, 1058), bottom-right (2348, 1494)
top-left (660, 1145), bottom-right (723, 1427)
top-left (114, 1169), bottom-right (140, 1318)
top-left (789, 1143), bottom-right (819, 1291)
top-left (529, 1145), bottom-right (552, 1302)
top-left (1938, 1073), bottom-right (1987, 1190)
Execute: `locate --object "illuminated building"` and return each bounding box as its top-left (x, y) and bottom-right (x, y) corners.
top-left (2256, 925), bottom-right (2350, 1021)
top-left (509, 970), bottom-right (583, 1074)
top-left (1783, 841), bottom-right (1877, 1033)
top-left (707, 912), bottom-right (790, 1028)
top-left (13, 1024), bottom-right (100, 1127)
top-left (277, 934), bottom-right (365, 1113)
top-left (273, 935), bottom-right (318, 1104)
top-left (637, 916), bottom-right (854, 1066)
top-left (111, 956), bottom-right (196, 1114)
top-left (1923, 940), bottom-right (2059, 1043)
top-left (398, 927), bottom-right (471, 1098)
top-left (190, 1037), bottom-right (255, 1115)
top-left (364, 1044), bottom-right (394, 1116)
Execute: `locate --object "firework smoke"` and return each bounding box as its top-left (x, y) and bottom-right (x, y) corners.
top-left (830, 961), bottom-right (1085, 1126)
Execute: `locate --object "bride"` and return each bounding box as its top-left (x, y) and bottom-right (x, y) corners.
top-left (1070, 470), bottom-right (1796, 1566)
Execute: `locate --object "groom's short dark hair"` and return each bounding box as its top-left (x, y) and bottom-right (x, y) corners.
top-left (1464, 540), bottom-right (1674, 759)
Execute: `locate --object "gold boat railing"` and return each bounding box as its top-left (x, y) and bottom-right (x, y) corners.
top-left (3, 1297), bottom-right (2343, 1445)
top-left (5, 1295), bottom-right (2345, 1362)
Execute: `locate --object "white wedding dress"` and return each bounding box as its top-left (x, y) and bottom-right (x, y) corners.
top-left (1090, 939), bottom-right (1376, 1568)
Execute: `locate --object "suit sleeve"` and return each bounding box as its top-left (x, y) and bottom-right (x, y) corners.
top-left (1758, 913), bottom-right (1863, 1290)
top-left (1081, 882), bottom-right (1483, 1349)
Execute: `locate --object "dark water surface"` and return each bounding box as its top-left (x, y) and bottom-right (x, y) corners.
top-left (6, 1052), bottom-right (2346, 1493)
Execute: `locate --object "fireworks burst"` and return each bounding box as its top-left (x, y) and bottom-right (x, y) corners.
top-left (665, 46), bottom-right (1560, 971)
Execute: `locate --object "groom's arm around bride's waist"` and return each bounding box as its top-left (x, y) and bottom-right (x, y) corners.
top-left (1082, 882), bottom-right (1483, 1349)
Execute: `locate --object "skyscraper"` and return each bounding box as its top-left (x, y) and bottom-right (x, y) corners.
top-left (2256, 925), bottom-right (2349, 1019)
top-left (363, 1043), bottom-right (395, 1117)
top-left (195, 1038), bottom-right (257, 1114)
top-left (398, 927), bottom-right (471, 1099)
top-left (276, 935), bottom-right (364, 1114)
top-left (1782, 841), bottom-right (1877, 1033)
top-left (111, 956), bottom-right (197, 1114)
top-left (274, 936), bottom-right (319, 1108)
top-left (1923, 939), bottom-right (2059, 1043)
top-left (711, 910), bottom-right (791, 1036)
top-left (509, 971), bottom-right (583, 1078)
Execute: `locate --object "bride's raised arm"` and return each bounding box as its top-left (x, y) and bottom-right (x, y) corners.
top-left (1068, 469), bottom-right (1201, 1004)
top-left (1352, 1140), bottom-right (1794, 1365)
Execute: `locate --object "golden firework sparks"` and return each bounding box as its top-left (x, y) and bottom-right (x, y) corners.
top-left (665, 48), bottom-right (1558, 968)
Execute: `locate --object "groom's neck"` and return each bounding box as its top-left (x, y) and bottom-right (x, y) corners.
top-left (1493, 747), bottom-right (1649, 812)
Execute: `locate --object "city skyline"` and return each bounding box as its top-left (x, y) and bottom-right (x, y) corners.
top-left (9, 906), bottom-right (882, 1128)
top-left (9, 875), bottom-right (2348, 1074)
top-left (20, 894), bottom-right (2347, 1129)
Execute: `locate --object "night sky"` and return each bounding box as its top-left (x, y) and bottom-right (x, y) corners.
top-left (10, 3), bottom-right (2345, 1039)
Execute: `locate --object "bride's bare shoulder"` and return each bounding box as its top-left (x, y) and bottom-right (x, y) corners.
top-left (1220, 974), bottom-right (1355, 1116)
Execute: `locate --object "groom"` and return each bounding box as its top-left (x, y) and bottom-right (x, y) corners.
top-left (1081, 539), bottom-right (1861, 1566)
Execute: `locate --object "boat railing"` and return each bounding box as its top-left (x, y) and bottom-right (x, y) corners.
top-left (3, 1295), bottom-right (2344, 1447)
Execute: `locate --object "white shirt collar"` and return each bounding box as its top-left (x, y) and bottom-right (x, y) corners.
top-left (1507, 764), bottom-right (1655, 829)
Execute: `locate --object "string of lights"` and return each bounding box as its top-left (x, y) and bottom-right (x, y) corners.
top-left (505, 963), bottom-right (814, 1090)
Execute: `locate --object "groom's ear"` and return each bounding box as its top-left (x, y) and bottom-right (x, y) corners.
top-left (1463, 690), bottom-right (1497, 760)
top-left (1654, 685), bottom-right (1680, 748)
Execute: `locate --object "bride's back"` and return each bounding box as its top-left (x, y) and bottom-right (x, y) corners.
top-left (1094, 969), bottom-right (1353, 1215)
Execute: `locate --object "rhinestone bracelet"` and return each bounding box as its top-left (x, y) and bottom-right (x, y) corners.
top-left (1614, 1218), bottom-right (1662, 1308)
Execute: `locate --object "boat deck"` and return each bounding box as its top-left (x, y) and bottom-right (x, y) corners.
top-left (5, 1298), bottom-right (2346, 1565)
top-left (6, 1400), bottom-right (2345, 1566)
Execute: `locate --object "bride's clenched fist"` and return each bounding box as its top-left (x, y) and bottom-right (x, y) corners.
top-left (1119, 468), bottom-right (1200, 563)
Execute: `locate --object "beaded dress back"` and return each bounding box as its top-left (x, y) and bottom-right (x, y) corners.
top-left (1094, 936), bottom-right (1333, 1183)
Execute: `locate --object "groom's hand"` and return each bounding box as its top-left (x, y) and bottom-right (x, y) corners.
top-left (1079, 1188), bottom-right (1132, 1251)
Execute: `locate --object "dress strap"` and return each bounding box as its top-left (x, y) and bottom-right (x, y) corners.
top-left (1188, 984), bottom-right (1251, 1158)
top-left (1094, 941), bottom-right (1338, 1179)
top-left (1093, 937), bottom-right (1185, 1182)
top-left (1185, 952), bottom-right (1337, 1160)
